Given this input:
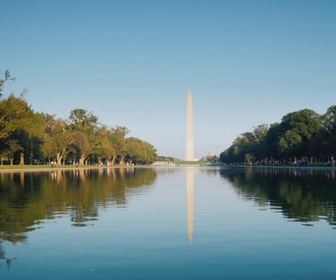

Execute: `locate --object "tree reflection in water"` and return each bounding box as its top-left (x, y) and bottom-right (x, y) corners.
top-left (220, 167), bottom-right (336, 227)
top-left (0, 168), bottom-right (157, 241)
top-left (0, 240), bottom-right (16, 272)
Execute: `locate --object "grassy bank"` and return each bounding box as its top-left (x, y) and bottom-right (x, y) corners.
top-left (0, 164), bottom-right (134, 172)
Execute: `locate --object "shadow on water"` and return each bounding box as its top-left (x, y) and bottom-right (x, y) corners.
top-left (220, 167), bottom-right (336, 228)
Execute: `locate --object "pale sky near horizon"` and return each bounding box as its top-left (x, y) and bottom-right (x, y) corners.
top-left (1, 0), bottom-right (335, 159)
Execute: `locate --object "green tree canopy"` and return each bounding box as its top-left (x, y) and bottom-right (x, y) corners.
top-left (0, 94), bottom-right (44, 164)
top-left (220, 108), bottom-right (332, 165)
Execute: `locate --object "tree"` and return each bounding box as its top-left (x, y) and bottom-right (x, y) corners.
top-left (323, 106), bottom-right (336, 137)
top-left (0, 94), bottom-right (44, 164)
top-left (251, 124), bottom-right (269, 160)
top-left (110, 126), bottom-right (129, 165)
top-left (93, 126), bottom-right (115, 164)
top-left (319, 105), bottom-right (336, 158)
top-left (68, 109), bottom-right (99, 165)
top-left (0, 93), bottom-right (29, 139)
top-left (124, 137), bottom-right (157, 165)
top-left (0, 72), bottom-right (159, 166)
top-left (278, 109), bottom-right (321, 159)
top-left (220, 108), bottom-right (325, 165)
top-left (263, 123), bottom-right (282, 161)
top-left (0, 69), bottom-right (15, 100)
top-left (43, 114), bottom-right (75, 164)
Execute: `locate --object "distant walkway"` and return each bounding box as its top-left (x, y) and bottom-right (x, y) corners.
top-left (151, 161), bottom-right (175, 166)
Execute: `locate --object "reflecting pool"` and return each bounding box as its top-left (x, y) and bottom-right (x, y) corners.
top-left (1, 167), bottom-right (336, 279)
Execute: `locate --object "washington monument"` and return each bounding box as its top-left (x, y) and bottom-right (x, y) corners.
top-left (186, 90), bottom-right (194, 161)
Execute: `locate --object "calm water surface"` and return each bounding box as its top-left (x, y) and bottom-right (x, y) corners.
top-left (1, 167), bottom-right (336, 279)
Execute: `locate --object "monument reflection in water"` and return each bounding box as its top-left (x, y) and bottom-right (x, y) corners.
top-left (187, 167), bottom-right (194, 243)
top-left (1, 167), bottom-right (336, 279)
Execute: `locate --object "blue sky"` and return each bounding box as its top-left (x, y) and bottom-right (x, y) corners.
top-left (1, 0), bottom-right (335, 159)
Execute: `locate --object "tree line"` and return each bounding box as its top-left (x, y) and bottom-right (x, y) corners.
top-left (0, 72), bottom-right (157, 165)
top-left (220, 106), bottom-right (336, 165)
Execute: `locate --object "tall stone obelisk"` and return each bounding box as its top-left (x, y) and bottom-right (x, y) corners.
top-left (186, 90), bottom-right (194, 161)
